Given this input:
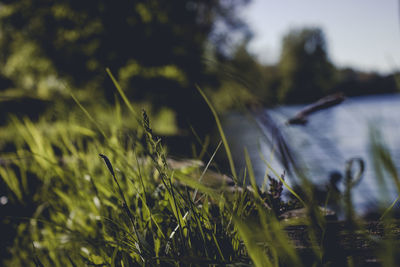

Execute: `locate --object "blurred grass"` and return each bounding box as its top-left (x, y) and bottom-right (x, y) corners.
top-left (1, 80), bottom-right (400, 266)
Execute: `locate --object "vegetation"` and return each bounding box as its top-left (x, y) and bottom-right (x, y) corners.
top-left (1, 1), bottom-right (400, 266)
top-left (1, 79), bottom-right (400, 265)
top-left (212, 27), bottom-right (399, 109)
top-left (277, 28), bottom-right (335, 103)
top-left (0, 86), bottom-right (298, 266)
top-left (0, 0), bottom-right (250, 136)
top-left (0, 1), bottom-right (397, 127)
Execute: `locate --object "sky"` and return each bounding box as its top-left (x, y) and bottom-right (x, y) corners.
top-left (240, 0), bottom-right (400, 74)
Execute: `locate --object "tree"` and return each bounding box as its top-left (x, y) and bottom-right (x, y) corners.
top-left (0, 0), bottom-right (251, 133)
top-left (277, 28), bottom-right (336, 104)
top-left (209, 42), bottom-right (280, 110)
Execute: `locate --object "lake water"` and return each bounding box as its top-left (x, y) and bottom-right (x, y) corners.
top-left (223, 94), bottom-right (400, 215)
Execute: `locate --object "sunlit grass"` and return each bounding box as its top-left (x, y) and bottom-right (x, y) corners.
top-left (1, 81), bottom-right (400, 266)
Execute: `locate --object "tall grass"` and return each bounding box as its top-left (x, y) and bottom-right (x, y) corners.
top-left (1, 77), bottom-right (400, 266)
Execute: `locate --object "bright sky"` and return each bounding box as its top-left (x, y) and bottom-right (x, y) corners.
top-left (240, 0), bottom-right (400, 74)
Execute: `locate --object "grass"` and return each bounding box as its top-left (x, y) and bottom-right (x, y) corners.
top-left (1, 79), bottom-right (400, 266)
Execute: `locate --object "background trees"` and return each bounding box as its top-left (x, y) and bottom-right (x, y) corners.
top-left (277, 28), bottom-right (336, 104)
top-left (0, 1), bottom-right (397, 131)
top-left (0, 0), bottom-right (250, 133)
top-left (212, 26), bottom-right (398, 108)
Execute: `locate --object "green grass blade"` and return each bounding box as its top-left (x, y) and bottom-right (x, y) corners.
top-left (244, 147), bottom-right (261, 199)
top-left (380, 195), bottom-right (400, 220)
top-left (195, 85), bottom-right (237, 180)
top-left (71, 93), bottom-right (107, 138)
top-left (106, 68), bottom-right (139, 120)
top-left (234, 217), bottom-right (273, 267)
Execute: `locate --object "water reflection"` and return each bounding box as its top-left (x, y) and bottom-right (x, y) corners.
top-left (223, 94), bottom-right (400, 215)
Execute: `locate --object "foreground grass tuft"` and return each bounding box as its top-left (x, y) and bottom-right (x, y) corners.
top-left (1, 84), bottom-right (400, 266)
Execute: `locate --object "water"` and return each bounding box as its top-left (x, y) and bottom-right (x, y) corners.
top-left (223, 94), bottom-right (400, 214)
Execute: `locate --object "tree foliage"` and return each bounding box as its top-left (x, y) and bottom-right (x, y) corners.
top-left (209, 42), bottom-right (280, 110)
top-left (207, 26), bottom-right (397, 110)
top-left (0, 0), bottom-right (250, 131)
top-left (277, 28), bottom-right (336, 104)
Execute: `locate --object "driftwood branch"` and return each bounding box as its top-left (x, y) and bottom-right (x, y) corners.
top-left (287, 93), bottom-right (345, 125)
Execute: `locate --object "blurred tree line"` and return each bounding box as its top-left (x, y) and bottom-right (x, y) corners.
top-left (0, 1), bottom-right (398, 133)
top-left (0, 0), bottom-right (250, 135)
top-left (213, 27), bottom-right (399, 109)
